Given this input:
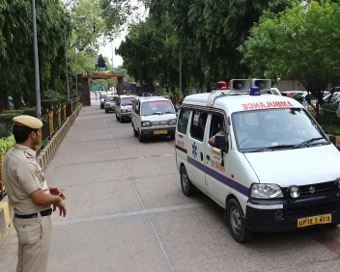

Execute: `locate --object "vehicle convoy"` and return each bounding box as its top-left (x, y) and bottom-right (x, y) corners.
top-left (115, 95), bottom-right (137, 122)
top-left (175, 79), bottom-right (340, 243)
top-left (131, 96), bottom-right (177, 142)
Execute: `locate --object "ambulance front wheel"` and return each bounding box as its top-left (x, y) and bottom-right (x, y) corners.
top-left (227, 198), bottom-right (253, 243)
top-left (180, 166), bottom-right (195, 196)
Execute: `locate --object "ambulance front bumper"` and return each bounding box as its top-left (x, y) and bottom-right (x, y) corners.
top-left (245, 194), bottom-right (340, 232)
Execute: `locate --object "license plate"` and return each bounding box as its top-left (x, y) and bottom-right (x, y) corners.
top-left (154, 130), bottom-right (167, 135)
top-left (297, 214), bottom-right (332, 228)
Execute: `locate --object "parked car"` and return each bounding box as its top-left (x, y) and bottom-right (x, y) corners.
top-left (115, 95), bottom-right (138, 122)
top-left (104, 95), bottom-right (119, 113)
top-left (281, 90), bottom-right (305, 97)
top-left (323, 91), bottom-right (340, 104)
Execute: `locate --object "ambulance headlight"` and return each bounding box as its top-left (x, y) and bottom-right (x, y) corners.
top-left (142, 121), bottom-right (152, 127)
top-left (250, 183), bottom-right (283, 199)
top-left (289, 185), bottom-right (300, 198)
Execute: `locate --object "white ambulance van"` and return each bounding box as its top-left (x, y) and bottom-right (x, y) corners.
top-left (175, 79), bottom-right (340, 243)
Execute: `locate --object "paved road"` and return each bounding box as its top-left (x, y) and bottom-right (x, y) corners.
top-left (2, 96), bottom-right (340, 271)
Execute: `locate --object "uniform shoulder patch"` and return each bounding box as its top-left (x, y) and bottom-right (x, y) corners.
top-left (24, 151), bottom-right (33, 160)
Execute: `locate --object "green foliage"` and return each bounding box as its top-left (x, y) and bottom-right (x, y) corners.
top-left (0, 135), bottom-right (15, 155)
top-left (0, 0), bottom-right (71, 108)
top-left (0, 109), bottom-right (36, 138)
top-left (115, 0), bottom-right (292, 94)
top-left (71, 0), bottom-right (106, 52)
top-left (240, 0), bottom-right (340, 103)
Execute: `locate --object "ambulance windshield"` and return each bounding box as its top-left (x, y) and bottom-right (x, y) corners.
top-left (232, 108), bottom-right (328, 152)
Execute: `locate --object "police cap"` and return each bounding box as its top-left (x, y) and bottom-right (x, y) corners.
top-left (13, 115), bottom-right (43, 129)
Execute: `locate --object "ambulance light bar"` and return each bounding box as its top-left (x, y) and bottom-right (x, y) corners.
top-left (250, 86), bottom-right (261, 96)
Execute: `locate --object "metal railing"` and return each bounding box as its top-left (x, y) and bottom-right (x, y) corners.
top-left (0, 97), bottom-right (80, 201)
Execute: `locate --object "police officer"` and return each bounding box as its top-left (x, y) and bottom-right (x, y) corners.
top-left (3, 115), bottom-right (67, 272)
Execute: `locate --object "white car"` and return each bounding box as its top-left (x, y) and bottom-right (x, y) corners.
top-left (104, 95), bottom-right (118, 113)
top-left (115, 95), bottom-right (138, 122)
top-left (131, 96), bottom-right (177, 142)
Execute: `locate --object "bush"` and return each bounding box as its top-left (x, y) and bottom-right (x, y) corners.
top-left (0, 135), bottom-right (15, 155)
top-left (0, 108), bottom-right (38, 138)
top-left (319, 103), bottom-right (340, 134)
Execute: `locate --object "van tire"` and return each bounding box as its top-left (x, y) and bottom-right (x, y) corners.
top-left (227, 198), bottom-right (253, 243)
top-left (138, 130), bottom-right (144, 142)
top-left (180, 166), bottom-right (195, 196)
top-left (133, 126), bottom-right (138, 137)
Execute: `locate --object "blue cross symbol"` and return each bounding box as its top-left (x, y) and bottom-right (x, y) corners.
top-left (192, 142), bottom-right (197, 158)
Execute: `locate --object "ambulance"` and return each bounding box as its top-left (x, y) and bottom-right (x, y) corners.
top-left (175, 79), bottom-right (340, 243)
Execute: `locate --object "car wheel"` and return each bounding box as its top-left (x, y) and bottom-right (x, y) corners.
top-left (180, 166), bottom-right (195, 196)
top-left (227, 198), bottom-right (253, 243)
top-left (138, 130), bottom-right (144, 142)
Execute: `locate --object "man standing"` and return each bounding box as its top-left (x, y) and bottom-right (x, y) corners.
top-left (3, 115), bottom-right (67, 272)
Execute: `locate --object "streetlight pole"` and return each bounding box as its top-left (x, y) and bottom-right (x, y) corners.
top-left (64, 24), bottom-right (70, 104)
top-left (32, 0), bottom-right (41, 117)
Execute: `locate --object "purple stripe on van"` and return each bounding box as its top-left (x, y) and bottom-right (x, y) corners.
top-left (187, 156), bottom-right (249, 197)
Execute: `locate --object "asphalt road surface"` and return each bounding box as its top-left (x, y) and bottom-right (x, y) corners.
top-left (2, 95), bottom-right (340, 272)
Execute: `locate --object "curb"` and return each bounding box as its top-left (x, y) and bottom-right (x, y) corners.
top-left (0, 104), bottom-right (82, 242)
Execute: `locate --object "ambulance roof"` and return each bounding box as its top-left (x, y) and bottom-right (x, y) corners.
top-left (182, 92), bottom-right (303, 114)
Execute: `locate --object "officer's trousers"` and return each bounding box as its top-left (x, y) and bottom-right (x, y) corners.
top-left (13, 215), bottom-right (52, 272)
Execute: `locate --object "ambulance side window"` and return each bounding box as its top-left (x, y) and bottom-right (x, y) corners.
top-left (190, 110), bottom-right (207, 141)
top-left (177, 109), bottom-right (190, 134)
top-left (209, 113), bottom-right (224, 139)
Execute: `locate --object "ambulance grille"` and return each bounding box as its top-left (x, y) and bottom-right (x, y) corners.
top-left (285, 181), bottom-right (335, 199)
top-left (286, 201), bottom-right (338, 218)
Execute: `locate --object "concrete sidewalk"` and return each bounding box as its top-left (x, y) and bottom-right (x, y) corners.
top-left (0, 97), bottom-right (183, 271)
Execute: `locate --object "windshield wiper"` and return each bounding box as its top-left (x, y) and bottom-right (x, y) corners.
top-left (295, 137), bottom-right (326, 148)
top-left (246, 144), bottom-right (296, 153)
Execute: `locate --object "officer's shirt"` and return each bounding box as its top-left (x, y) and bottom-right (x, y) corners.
top-left (3, 144), bottom-right (50, 214)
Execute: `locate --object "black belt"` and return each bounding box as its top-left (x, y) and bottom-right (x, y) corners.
top-left (15, 208), bottom-right (52, 219)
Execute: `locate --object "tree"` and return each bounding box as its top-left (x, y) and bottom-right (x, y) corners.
top-left (70, 0), bottom-right (107, 52)
top-left (239, 0), bottom-right (340, 105)
top-left (0, 0), bottom-right (70, 110)
top-left (116, 17), bottom-right (178, 93)
top-left (148, 0), bottom-right (292, 92)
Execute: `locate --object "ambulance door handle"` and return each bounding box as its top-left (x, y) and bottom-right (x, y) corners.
top-left (200, 152), bottom-right (203, 161)
top-left (178, 134), bottom-right (183, 138)
top-left (206, 155), bottom-right (210, 161)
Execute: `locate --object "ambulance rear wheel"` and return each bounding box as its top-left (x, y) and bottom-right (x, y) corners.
top-left (180, 166), bottom-right (195, 196)
top-left (227, 198), bottom-right (253, 243)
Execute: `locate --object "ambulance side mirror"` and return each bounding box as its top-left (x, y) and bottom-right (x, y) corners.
top-left (215, 135), bottom-right (229, 153)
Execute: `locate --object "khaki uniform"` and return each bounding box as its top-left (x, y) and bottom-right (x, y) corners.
top-left (3, 144), bottom-right (52, 272)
